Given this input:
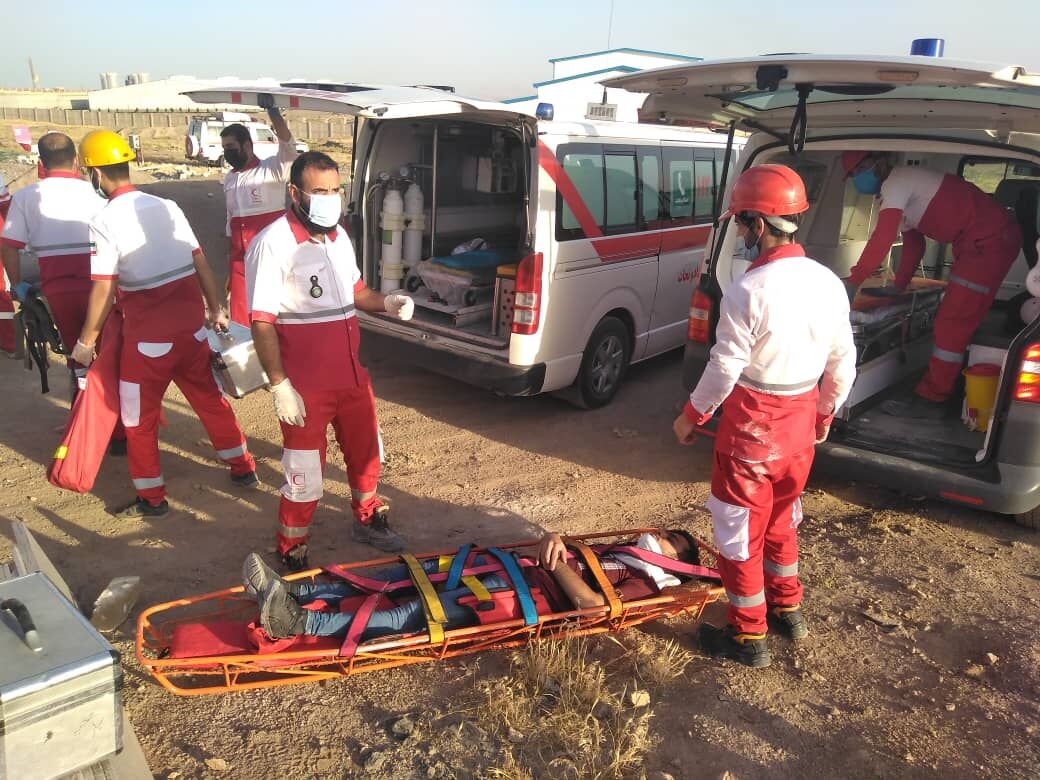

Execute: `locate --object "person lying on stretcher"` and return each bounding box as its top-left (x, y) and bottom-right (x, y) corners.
top-left (243, 530), bottom-right (701, 640)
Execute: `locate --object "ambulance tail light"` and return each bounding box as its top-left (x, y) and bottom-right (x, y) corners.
top-left (1013, 343), bottom-right (1040, 403)
top-left (687, 288), bottom-right (713, 343)
top-left (512, 252), bottom-right (544, 336)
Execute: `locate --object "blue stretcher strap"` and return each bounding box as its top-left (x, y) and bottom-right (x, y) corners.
top-left (486, 547), bottom-right (538, 627)
top-left (445, 544), bottom-right (473, 591)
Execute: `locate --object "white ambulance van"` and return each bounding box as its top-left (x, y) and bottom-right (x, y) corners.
top-left (185, 111), bottom-right (308, 166)
top-left (605, 53), bottom-right (1040, 527)
top-left (186, 84), bottom-right (741, 407)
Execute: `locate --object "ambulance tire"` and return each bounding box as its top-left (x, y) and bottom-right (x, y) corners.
top-left (1014, 505), bottom-right (1040, 531)
top-left (575, 316), bottom-right (631, 409)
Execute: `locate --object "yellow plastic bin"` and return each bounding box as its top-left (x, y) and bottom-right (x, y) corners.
top-left (963, 363), bottom-right (1001, 432)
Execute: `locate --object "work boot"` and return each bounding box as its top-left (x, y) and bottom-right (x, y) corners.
top-left (881, 396), bottom-right (946, 420)
top-left (280, 543), bottom-right (310, 573)
top-left (768, 605), bottom-right (809, 641)
top-left (230, 470), bottom-right (261, 489)
top-left (243, 553), bottom-right (284, 598)
top-left (113, 497), bottom-right (169, 519)
top-left (259, 580), bottom-right (306, 639)
top-left (698, 623), bottom-right (771, 668)
top-left (352, 506), bottom-right (405, 553)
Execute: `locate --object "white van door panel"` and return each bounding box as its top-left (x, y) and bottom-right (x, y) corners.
top-left (604, 55), bottom-right (1040, 134)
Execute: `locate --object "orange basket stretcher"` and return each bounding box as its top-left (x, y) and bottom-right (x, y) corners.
top-left (136, 529), bottom-right (724, 696)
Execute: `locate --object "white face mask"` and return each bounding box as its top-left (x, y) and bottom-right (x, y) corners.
top-left (303, 192), bottom-right (342, 228)
top-left (613, 533), bottom-right (681, 591)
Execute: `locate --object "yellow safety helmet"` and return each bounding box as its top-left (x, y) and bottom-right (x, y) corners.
top-left (79, 130), bottom-right (134, 168)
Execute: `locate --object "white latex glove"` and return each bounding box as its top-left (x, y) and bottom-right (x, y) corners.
top-left (207, 307), bottom-right (230, 334)
top-left (71, 339), bottom-right (96, 367)
top-left (271, 378), bottom-right (306, 426)
top-left (384, 293), bottom-right (414, 321)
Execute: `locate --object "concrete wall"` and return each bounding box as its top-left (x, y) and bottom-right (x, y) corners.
top-left (0, 107), bottom-right (354, 141)
top-left (0, 90), bottom-right (89, 109)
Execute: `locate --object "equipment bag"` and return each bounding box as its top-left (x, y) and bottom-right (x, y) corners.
top-left (48, 310), bottom-right (123, 492)
top-left (17, 289), bottom-right (64, 394)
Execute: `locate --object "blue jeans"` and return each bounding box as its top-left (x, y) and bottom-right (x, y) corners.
top-left (299, 557), bottom-right (509, 639)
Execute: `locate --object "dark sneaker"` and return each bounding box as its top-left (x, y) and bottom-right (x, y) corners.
top-left (352, 507), bottom-right (405, 553)
top-left (768, 605), bottom-right (809, 641)
top-left (281, 543), bottom-right (310, 573)
top-left (243, 552), bottom-right (283, 598)
top-left (230, 470), bottom-right (261, 489)
top-left (108, 438), bottom-right (127, 457)
top-left (114, 498), bottom-right (169, 518)
top-left (259, 580), bottom-right (306, 639)
top-left (698, 623), bottom-right (771, 668)
top-left (881, 397), bottom-right (946, 420)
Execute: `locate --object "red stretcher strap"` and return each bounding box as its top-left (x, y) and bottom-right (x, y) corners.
top-left (338, 593), bottom-right (382, 658)
top-left (593, 544), bottom-right (721, 581)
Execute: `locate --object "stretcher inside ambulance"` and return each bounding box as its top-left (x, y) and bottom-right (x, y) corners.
top-left (186, 83), bottom-right (736, 407)
top-left (605, 55), bottom-right (1040, 528)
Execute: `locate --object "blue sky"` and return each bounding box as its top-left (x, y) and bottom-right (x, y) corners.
top-left (2, 0), bottom-right (1035, 99)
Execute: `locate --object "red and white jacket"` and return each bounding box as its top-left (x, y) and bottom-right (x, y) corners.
top-left (89, 186), bottom-right (206, 340)
top-left (686, 244), bottom-right (856, 462)
top-left (224, 142), bottom-right (297, 264)
top-left (847, 167), bottom-right (1014, 288)
top-left (1, 172), bottom-right (106, 295)
top-left (246, 209), bottom-right (369, 393)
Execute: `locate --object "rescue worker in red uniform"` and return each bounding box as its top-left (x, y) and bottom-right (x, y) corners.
top-left (71, 130), bottom-right (258, 518)
top-left (222, 95), bottom-right (298, 325)
top-left (841, 152), bottom-right (1022, 418)
top-left (1, 133), bottom-right (107, 389)
top-left (673, 165), bottom-right (856, 668)
top-left (247, 151), bottom-right (414, 569)
top-left (0, 174), bottom-right (14, 354)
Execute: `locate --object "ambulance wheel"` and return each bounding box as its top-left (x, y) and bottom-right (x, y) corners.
top-left (576, 316), bottom-right (631, 409)
top-left (1014, 506), bottom-right (1040, 531)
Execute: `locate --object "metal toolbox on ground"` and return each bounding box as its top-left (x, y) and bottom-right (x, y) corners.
top-left (207, 321), bottom-right (269, 399)
top-left (0, 573), bottom-right (123, 780)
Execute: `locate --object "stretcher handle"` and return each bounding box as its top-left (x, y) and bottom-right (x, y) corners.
top-left (561, 538), bottom-right (623, 620)
top-left (1, 598), bottom-right (43, 653)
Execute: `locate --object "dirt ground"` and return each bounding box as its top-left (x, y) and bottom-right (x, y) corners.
top-left (0, 171), bottom-right (1038, 779)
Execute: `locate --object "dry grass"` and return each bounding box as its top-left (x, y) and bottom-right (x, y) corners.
top-left (630, 633), bottom-right (695, 689)
top-left (475, 635), bottom-right (658, 780)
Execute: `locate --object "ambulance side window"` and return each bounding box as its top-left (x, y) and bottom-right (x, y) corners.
top-left (603, 148), bottom-right (638, 234)
top-left (663, 145), bottom-right (695, 225)
top-left (639, 147), bottom-right (662, 228)
top-left (693, 150), bottom-right (718, 223)
top-left (558, 145), bottom-right (606, 240)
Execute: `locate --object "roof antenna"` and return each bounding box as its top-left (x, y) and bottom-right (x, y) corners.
top-left (606, 0), bottom-right (615, 48)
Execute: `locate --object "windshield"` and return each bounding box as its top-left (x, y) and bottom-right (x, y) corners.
top-left (253, 127), bottom-right (276, 143)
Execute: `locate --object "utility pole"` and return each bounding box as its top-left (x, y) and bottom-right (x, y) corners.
top-left (28, 58), bottom-right (39, 89)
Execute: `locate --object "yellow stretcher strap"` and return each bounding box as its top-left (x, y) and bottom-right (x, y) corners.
top-left (563, 537), bottom-right (623, 619)
top-left (438, 554), bottom-right (492, 602)
top-left (53, 445), bottom-right (68, 460)
top-left (402, 554), bottom-right (447, 643)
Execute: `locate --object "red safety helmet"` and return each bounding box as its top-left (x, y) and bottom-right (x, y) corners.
top-left (841, 151), bottom-right (871, 178)
top-left (720, 164), bottom-right (809, 220)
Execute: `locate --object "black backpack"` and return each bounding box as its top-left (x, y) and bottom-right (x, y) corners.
top-left (16, 289), bottom-right (65, 394)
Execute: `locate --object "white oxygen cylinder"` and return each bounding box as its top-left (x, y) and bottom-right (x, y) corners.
top-left (403, 181), bottom-right (425, 266)
top-left (1026, 258), bottom-right (1040, 298)
top-left (380, 187), bottom-right (405, 293)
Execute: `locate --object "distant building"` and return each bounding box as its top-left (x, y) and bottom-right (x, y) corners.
top-left (503, 48), bottom-right (701, 122)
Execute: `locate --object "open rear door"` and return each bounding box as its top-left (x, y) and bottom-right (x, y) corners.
top-left (184, 83), bottom-right (535, 126)
top-left (602, 55), bottom-right (1040, 136)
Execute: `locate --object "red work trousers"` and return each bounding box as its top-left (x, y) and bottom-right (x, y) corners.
top-left (227, 255), bottom-right (248, 326)
top-left (0, 283), bottom-right (13, 354)
top-left (917, 222), bottom-right (1022, 401)
top-left (276, 383), bottom-right (382, 556)
top-left (45, 288), bottom-right (89, 373)
top-left (708, 446), bottom-right (814, 635)
top-left (119, 331), bottom-right (255, 505)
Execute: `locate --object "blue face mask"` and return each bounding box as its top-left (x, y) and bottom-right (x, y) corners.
top-left (852, 168), bottom-right (882, 195)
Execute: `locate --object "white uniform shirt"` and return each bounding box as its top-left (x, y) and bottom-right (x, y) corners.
top-left (247, 209), bottom-right (368, 391)
top-left (90, 186), bottom-right (205, 338)
top-left (691, 247), bottom-right (856, 420)
top-left (1, 172), bottom-right (105, 293)
top-left (224, 141), bottom-right (297, 241)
